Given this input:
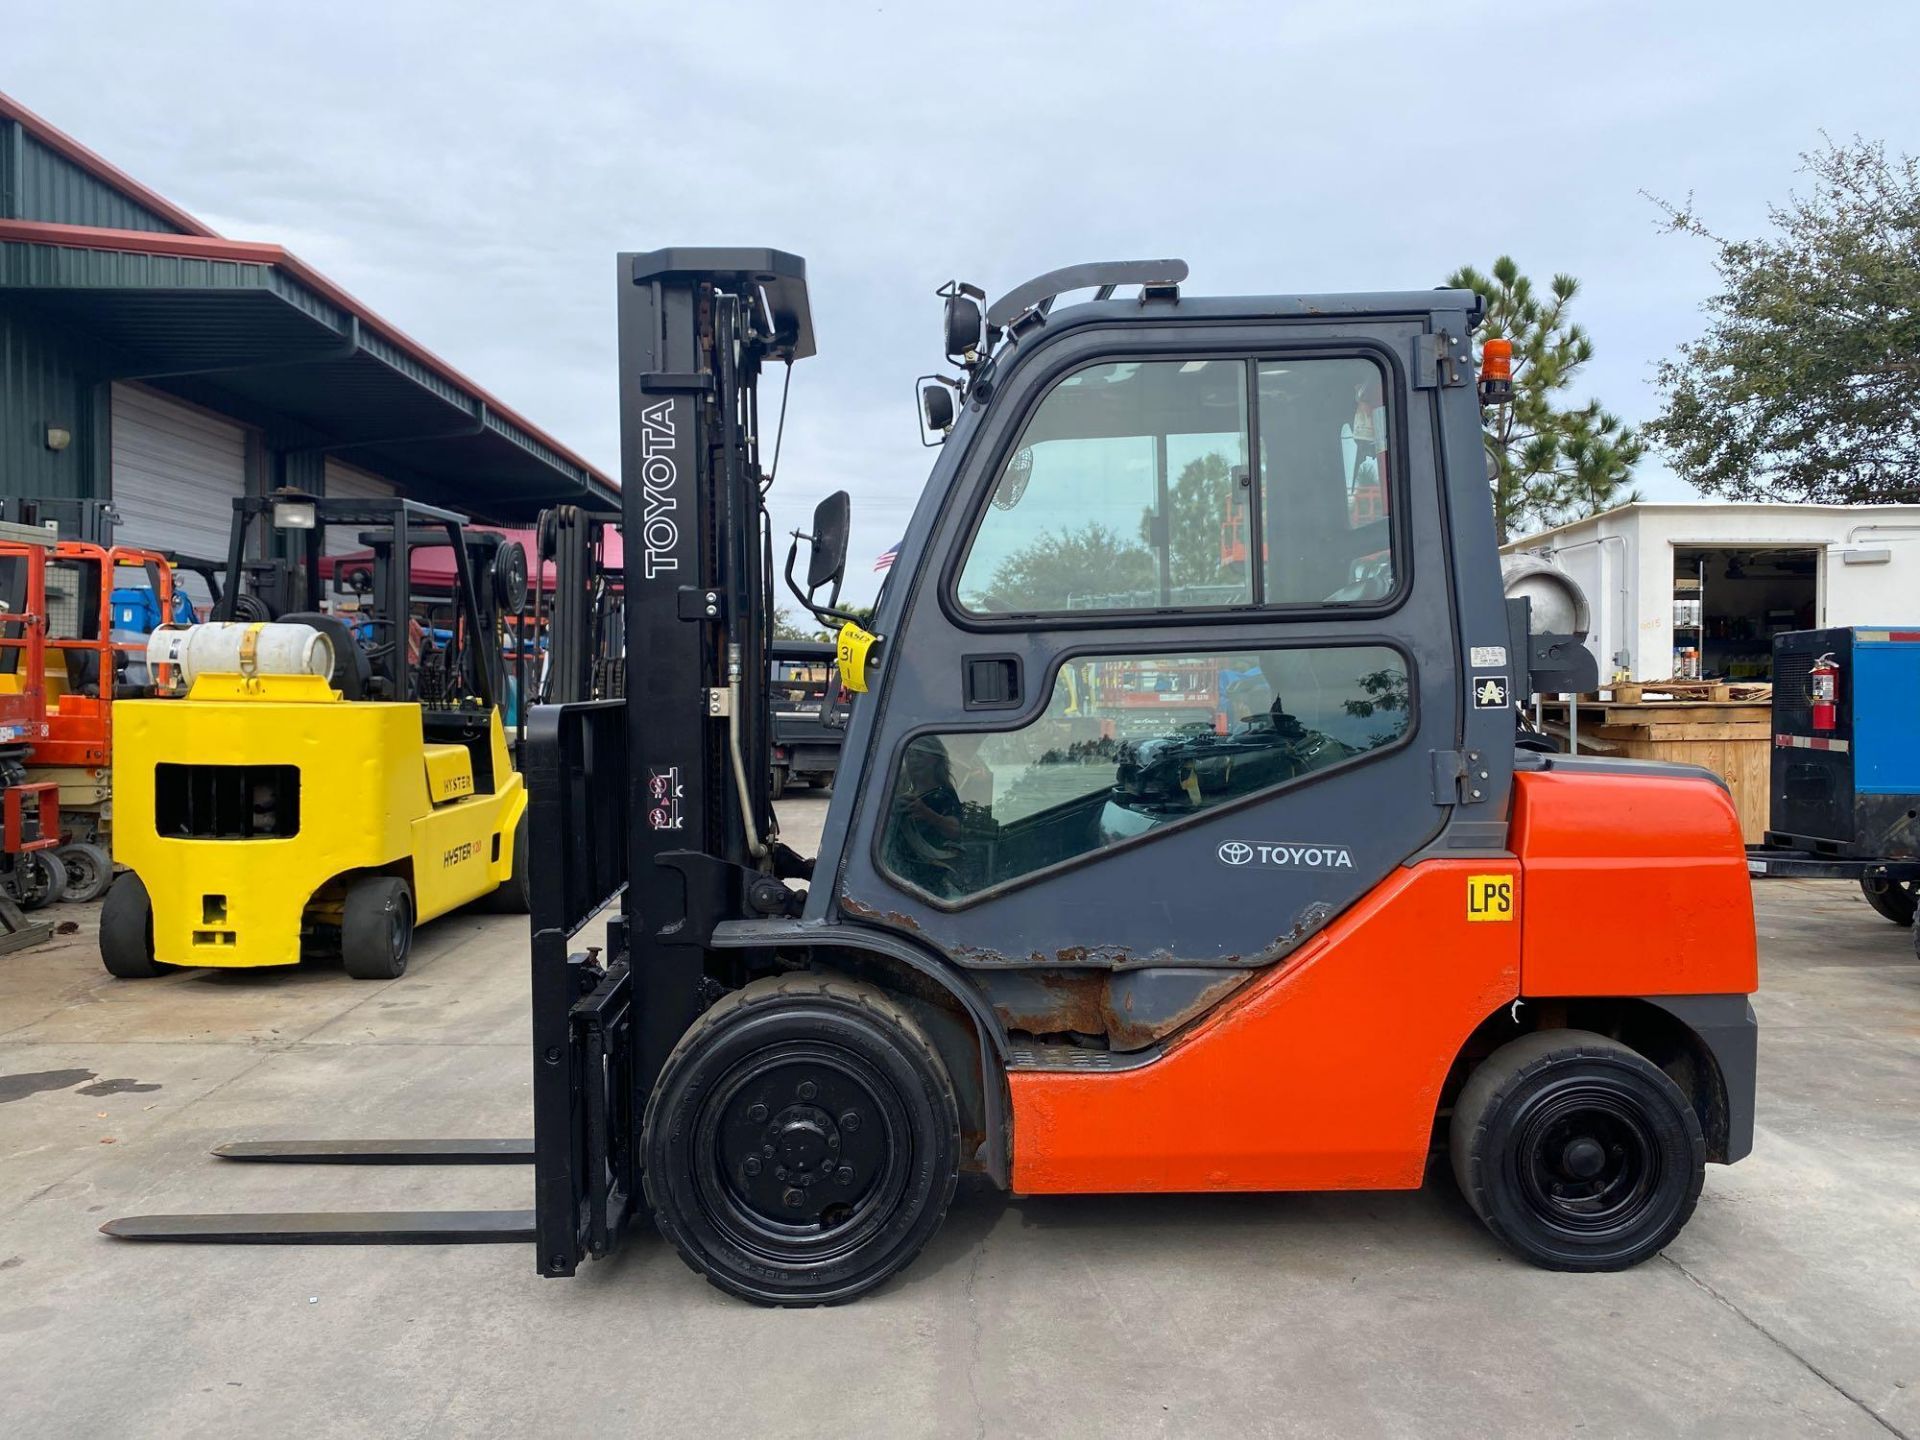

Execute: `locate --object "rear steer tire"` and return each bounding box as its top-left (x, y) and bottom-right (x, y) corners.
top-left (769, 766), bottom-right (788, 801)
top-left (341, 877), bottom-right (415, 980)
top-left (100, 873), bottom-right (168, 979)
top-left (58, 842), bottom-right (114, 904)
top-left (13, 850), bottom-right (66, 910)
top-left (479, 817), bottom-right (531, 914)
top-left (1860, 877), bottom-right (1917, 927)
top-left (642, 973), bottom-right (961, 1307)
top-left (1450, 1029), bottom-right (1705, 1272)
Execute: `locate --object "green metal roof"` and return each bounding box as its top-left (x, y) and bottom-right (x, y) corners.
top-left (0, 227), bottom-right (616, 521)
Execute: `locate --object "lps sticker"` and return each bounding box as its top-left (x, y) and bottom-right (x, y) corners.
top-left (1472, 674), bottom-right (1510, 709)
top-left (1217, 840), bottom-right (1354, 869)
top-left (647, 766), bottom-right (685, 831)
top-left (1467, 873), bottom-right (1514, 922)
top-left (1469, 645), bottom-right (1507, 668)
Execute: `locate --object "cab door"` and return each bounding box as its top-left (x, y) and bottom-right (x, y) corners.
top-left (823, 311), bottom-right (1490, 1049)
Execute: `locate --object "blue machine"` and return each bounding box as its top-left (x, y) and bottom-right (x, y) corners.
top-left (111, 585), bottom-right (197, 633)
top-left (1769, 626), bottom-right (1920, 858)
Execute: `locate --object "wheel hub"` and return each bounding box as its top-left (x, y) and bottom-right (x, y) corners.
top-left (709, 1054), bottom-right (891, 1237)
top-left (1514, 1083), bottom-right (1663, 1238)
top-left (1559, 1136), bottom-right (1607, 1180)
top-left (771, 1104), bottom-right (841, 1186)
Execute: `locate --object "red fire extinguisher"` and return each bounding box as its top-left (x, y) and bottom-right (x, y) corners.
top-left (1810, 652), bottom-right (1839, 732)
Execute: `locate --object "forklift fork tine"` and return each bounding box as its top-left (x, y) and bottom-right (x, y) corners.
top-left (210, 1138), bottom-right (534, 1165)
top-left (101, 1210), bottom-right (535, 1245)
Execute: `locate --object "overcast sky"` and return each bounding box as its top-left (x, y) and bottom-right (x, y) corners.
top-left (9, 1), bottom-right (1919, 602)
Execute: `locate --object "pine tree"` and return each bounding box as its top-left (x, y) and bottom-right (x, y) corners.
top-left (1449, 258), bottom-right (1644, 541)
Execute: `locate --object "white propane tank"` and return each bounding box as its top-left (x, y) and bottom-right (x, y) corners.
top-left (147, 622), bottom-right (335, 687)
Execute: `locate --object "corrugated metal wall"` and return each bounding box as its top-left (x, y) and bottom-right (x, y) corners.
top-left (0, 118), bottom-right (181, 232)
top-left (0, 300), bottom-right (103, 500)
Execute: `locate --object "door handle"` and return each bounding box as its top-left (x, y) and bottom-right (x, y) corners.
top-left (963, 654), bottom-right (1022, 709)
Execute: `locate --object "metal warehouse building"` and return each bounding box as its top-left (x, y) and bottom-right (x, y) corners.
top-left (0, 90), bottom-right (613, 566)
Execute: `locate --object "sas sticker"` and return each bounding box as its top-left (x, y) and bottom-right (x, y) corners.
top-left (1467, 874), bottom-right (1514, 922)
top-left (836, 621), bottom-right (880, 694)
top-left (1472, 674), bottom-right (1510, 709)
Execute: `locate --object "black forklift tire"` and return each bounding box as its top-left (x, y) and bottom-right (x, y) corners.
top-left (480, 817), bottom-right (531, 914)
top-left (13, 849), bottom-right (66, 910)
top-left (769, 766), bottom-right (787, 801)
top-left (642, 973), bottom-right (962, 1307)
top-left (1860, 877), bottom-right (1918, 927)
top-left (57, 842), bottom-right (114, 904)
top-left (1450, 1029), bottom-right (1705, 1272)
top-left (100, 873), bottom-right (168, 979)
top-left (341, 877), bottom-right (415, 980)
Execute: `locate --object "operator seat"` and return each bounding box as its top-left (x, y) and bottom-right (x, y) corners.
top-left (278, 612), bottom-right (370, 701)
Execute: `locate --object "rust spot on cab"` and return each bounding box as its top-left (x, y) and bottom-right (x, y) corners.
top-left (837, 893), bottom-right (924, 934)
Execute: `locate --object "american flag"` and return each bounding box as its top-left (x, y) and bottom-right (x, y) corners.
top-left (874, 543), bottom-right (900, 573)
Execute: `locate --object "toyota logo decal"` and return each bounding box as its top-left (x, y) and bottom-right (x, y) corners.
top-left (1218, 841), bottom-right (1254, 865)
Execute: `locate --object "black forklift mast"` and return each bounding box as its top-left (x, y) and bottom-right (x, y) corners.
top-left (522, 249), bottom-right (817, 1274)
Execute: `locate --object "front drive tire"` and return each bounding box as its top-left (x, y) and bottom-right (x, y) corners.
top-left (1450, 1029), bottom-right (1705, 1272)
top-left (100, 872), bottom-right (169, 979)
top-left (341, 876), bottom-right (415, 980)
top-left (642, 973), bottom-right (961, 1307)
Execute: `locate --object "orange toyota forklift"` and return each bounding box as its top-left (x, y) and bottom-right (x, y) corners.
top-left (107, 252), bottom-right (1757, 1306)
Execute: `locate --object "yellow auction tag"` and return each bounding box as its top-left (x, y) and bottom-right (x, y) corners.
top-left (1466, 873), bottom-right (1514, 922)
top-left (836, 621), bottom-right (880, 693)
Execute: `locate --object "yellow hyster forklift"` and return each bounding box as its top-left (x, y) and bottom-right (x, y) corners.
top-left (108, 252), bottom-right (1758, 1308)
top-left (99, 494), bottom-right (532, 980)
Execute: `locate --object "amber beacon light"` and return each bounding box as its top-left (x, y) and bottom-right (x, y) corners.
top-left (1478, 336), bottom-right (1514, 406)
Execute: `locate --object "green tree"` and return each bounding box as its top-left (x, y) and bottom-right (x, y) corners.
top-left (1449, 257), bottom-right (1644, 541)
top-left (975, 522), bottom-right (1155, 612)
top-left (772, 607), bottom-right (818, 642)
top-left (1646, 137), bottom-right (1920, 503)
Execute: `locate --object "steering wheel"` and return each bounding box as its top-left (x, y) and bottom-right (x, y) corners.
top-left (354, 616), bottom-right (400, 667)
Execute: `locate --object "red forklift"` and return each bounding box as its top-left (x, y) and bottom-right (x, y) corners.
top-left (107, 252), bottom-right (1757, 1306)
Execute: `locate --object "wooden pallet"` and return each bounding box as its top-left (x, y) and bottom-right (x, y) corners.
top-left (1593, 680), bottom-right (1772, 705)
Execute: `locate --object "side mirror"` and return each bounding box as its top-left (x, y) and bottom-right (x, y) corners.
top-left (785, 490), bottom-right (860, 631)
top-left (806, 491), bottom-right (851, 592)
top-left (922, 383), bottom-right (955, 434)
top-left (944, 293), bottom-right (983, 360)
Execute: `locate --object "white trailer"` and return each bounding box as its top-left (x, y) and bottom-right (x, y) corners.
top-left (1503, 502), bottom-right (1920, 684)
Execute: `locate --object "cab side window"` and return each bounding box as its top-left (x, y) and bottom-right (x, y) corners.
top-left (955, 355), bottom-right (1399, 617)
top-left (1257, 357), bottom-right (1395, 604)
top-left (955, 361), bottom-right (1250, 614)
top-left (881, 645), bottom-right (1411, 901)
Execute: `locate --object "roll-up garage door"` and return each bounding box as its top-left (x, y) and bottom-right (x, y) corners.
top-left (109, 384), bottom-right (250, 559)
top-left (323, 460), bottom-right (399, 556)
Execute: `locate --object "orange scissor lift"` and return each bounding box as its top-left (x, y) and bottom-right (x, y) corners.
top-left (0, 531), bottom-right (177, 905)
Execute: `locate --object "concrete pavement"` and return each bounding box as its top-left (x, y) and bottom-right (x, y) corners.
top-left (1, 794), bottom-right (1915, 1438)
